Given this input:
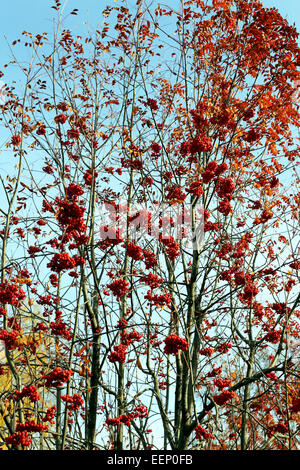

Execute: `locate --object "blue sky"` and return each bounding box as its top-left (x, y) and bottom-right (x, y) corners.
top-left (0, 0), bottom-right (299, 110)
top-left (0, 0), bottom-right (299, 67)
top-left (0, 1), bottom-right (298, 446)
top-left (0, 1), bottom-right (102, 62)
top-left (263, 0), bottom-right (300, 26)
top-left (0, 0), bottom-right (299, 151)
top-left (0, 0), bottom-right (299, 53)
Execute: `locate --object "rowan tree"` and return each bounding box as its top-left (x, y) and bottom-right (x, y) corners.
top-left (0, 0), bottom-right (299, 451)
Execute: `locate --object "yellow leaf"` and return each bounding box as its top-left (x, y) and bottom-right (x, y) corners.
top-left (0, 401), bottom-right (9, 420)
top-left (78, 344), bottom-right (87, 355)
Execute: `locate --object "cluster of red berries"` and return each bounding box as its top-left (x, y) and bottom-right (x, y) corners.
top-left (83, 168), bottom-right (98, 186)
top-left (121, 157), bottom-right (144, 171)
top-left (14, 385), bottom-right (41, 403)
top-left (43, 182), bottom-right (88, 275)
top-left (195, 424), bottom-right (214, 440)
top-left (143, 250), bottom-right (158, 269)
top-left (239, 282), bottom-right (259, 305)
top-left (16, 420), bottom-right (49, 433)
top-left (213, 390), bottom-right (235, 406)
top-left (140, 273), bottom-right (163, 289)
top-left (180, 134), bottom-right (213, 160)
top-left (42, 368), bottom-right (73, 387)
top-left (115, 318), bottom-right (128, 329)
top-left (120, 329), bottom-right (143, 346)
top-left (270, 303), bottom-right (289, 315)
top-left (54, 113), bottom-right (68, 124)
top-left (204, 221), bottom-right (219, 232)
top-left (264, 330), bottom-right (281, 344)
top-left (108, 344), bottom-right (128, 364)
top-left (0, 329), bottom-right (19, 350)
top-left (218, 199), bottom-right (232, 216)
top-left (290, 397), bottom-right (300, 413)
top-left (159, 235), bottom-right (180, 262)
top-left (199, 347), bottom-right (214, 357)
top-left (55, 184), bottom-right (87, 242)
top-left (145, 98), bottom-right (158, 111)
top-left (106, 405), bottom-right (148, 427)
top-left (163, 334), bottom-right (189, 355)
top-left (0, 281), bottom-right (26, 306)
top-left (213, 378), bottom-right (232, 390)
top-left (267, 422), bottom-right (289, 436)
top-left (215, 177), bottom-right (235, 199)
top-left (207, 366), bottom-right (223, 377)
top-left (141, 176), bottom-right (154, 186)
top-left (41, 406), bottom-right (57, 424)
top-left (215, 241), bottom-right (233, 260)
top-left (67, 128), bottom-right (80, 140)
top-left (61, 393), bottom-right (84, 411)
top-left (42, 162), bottom-right (54, 174)
top-left (145, 290), bottom-right (172, 308)
top-left (165, 184), bottom-right (187, 204)
top-left (49, 273), bottom-right (59, 287)
top-left (217, 342), bottom-right (232, 354)
top-left (253, 208), bottom-right (273, 225)
top-left (266, 372), bottom-right (278, 381)
top-left (244, 128), bottom-right (261, 143)
top-left (33, 322), bottom-right (49, 333)
top-left (190, 134), bottom-right (213, 155)
top-left (36, 124), bottom-right (46, 135)
top-left (47, 252), bottom-right (85, 273)
top-left (107, 279), bottom-right (130, 300)
top-left (289, 260), bottom-right (300, 270)
top-left (47, 252), bottom-right (76, 273)
top-left (56, 198), bottom-right (86, 237)
top-left (10, 134), bottom-right (22, 147)
top-left (98, 225), bottom-right (123, 248)
top-left (150, 141), bottom-right (161, 158)
top-left (201, 161), bottom-right (228, 184)
top-left (50, 317), bottom-right (73, 341)
top-left (0, 307), bottom-right (7, 317)
top-left (36, 295), bottom-right (53, 306)
top-left (127, 242), bottom-right (144, 261)
top-left (16, 228), bottom-right (25, 239)
top-left (5, 431), bottom-right (32, 448)
top-left (186, 181), bottom-right (204, 198)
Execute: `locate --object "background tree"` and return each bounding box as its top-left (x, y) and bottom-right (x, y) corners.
top-left (0, 0), bottom-right (299, 450)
